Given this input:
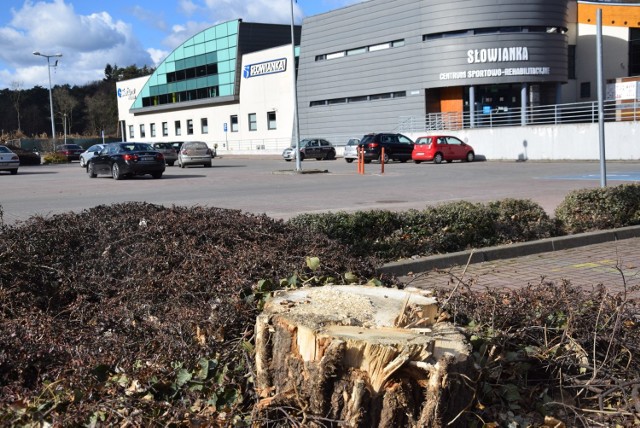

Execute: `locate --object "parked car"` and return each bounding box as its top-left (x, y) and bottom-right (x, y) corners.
top-left (79, 144), bottom-right (106, 168)
top-left (87, 142), bottom-right (165, 180)
top-left (0, 145), bottom-right (20, 175)
top-left (6, 145), bottom-right (40, 165)
top-left (343, 138), bottom-right (360, 163)
top-left (358, 133), bottom-right (414, 163)
top-left (177, 141), bottom-right (213, 168)
top-left (151, 142), bottom-right (178, 166)
top-left (55, 144), bottom-right (84, 162)
top-left (412, 135), bottom-right (475, 164)
top-left (282, 138), bottom-right (336, 161)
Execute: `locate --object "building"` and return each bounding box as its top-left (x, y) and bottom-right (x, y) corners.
top-left (117, 20), bottom-right (300, 153)
top-left (295, 0), bottom-right (640, 140)
top-left (116, 1), bottom-right (639, 155)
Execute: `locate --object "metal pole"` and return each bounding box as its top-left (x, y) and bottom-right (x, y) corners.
top-left (33, 52), bottom-right (62, 146)
top-left (596, 8), bottom-right (607, 187)
top-left (46, 56), bottom-right (56, 143)
top-left (290, 0), bottom-right (301, 171)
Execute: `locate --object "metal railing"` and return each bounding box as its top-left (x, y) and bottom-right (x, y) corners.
top-left (397, 99), bottom-right (640, 133)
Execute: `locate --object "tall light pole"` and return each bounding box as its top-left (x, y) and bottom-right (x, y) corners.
top-left (290, 0), bottom-right (302, 171)
top-left (33, 51), bottom-right (62, 144)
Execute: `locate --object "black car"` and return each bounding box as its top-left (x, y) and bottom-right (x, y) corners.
top-left (282, 138), bottom-right (336, 161)
top-left (358, 133), bottom-right (414, 163)
top-left (87, 142), bottom-right (165, 180)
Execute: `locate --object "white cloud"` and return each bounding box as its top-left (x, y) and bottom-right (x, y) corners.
top-left (0, 0), bottom-right (153, 88)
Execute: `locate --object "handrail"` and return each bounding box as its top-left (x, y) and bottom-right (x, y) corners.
top-left (396, 99), bottom-right (639, 133)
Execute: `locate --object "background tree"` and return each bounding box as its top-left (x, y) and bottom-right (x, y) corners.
top-left (54, 86), bottom-right (79, 136)
top-left (10, 81), bottom-right (23, 133)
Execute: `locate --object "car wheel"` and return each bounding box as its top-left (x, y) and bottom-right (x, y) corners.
top-left (80, 157), bottom-right (86, 168)
top-left (88, 163), bottom-right (97, 178)
top-left (205, 162), bottom-right (212, 168)
top-left (434, 153), bottom-right (444, 164)
top-left (414, 160), bottom-right (422, 164)
top-left (316, 157), bottom-right (322, 161)
top-left (299, 153), bottom-right (305, 161)
top-left (167, 161), bottom-right (175, 166)
top-left (380, 152), bottom-right (390, 164)
top-left (10, 169), bottom-right (18, 175)
top-left (152, 172), bottom-right (163, 179)
top-left (466, 152), bottom-right (475, 162)
top-left (327, 150), bottom-right (336, 160)
top-left (364, 159), bottom-right (371, 164)
top-left (112, 163), bottom-right (123, 180)
top-left (285, 159), bottom-right (292, 162)
top-left (345, 159), bottom-right (354, 163)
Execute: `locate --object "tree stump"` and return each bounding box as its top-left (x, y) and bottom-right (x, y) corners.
top-left (253, 285), bottom-right (474, 427)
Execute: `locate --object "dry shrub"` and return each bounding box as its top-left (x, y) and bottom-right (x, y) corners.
top-left (0, 202), bottom-right (384, 426)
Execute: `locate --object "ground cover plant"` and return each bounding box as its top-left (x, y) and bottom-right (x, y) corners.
top-left (0, 203), bottom-right (383, 426)
top-left (1, 184), bottom-right (640, 426)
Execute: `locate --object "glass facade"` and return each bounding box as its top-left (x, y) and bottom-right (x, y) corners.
top-left (132, 20), bottom-right (240, 110)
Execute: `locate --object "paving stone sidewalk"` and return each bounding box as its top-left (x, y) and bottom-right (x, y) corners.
top-left (393, 234), bottom-right (640, 299)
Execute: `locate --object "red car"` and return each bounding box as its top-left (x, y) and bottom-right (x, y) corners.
top-left (411, 135), bottom-right (475, 164)
top-left (55, 144), bottom-right (84, 162)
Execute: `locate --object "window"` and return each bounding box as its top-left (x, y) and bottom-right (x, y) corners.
top-left (347, 47), bottom-right (367, 56)
top-left (248, 113), bottom-right (257, 131)
top-left (326, 51), bottom-right (345, 60)
top-left (139, 124), bottom-right (146, 138)
top-left (568, 45), bottom-right (576, 80)
top-left (150, 123), bottom-right (156, 138)
top-left (369, 42), bottom-right (390, 52)
top-left (267, 111), bottom-right (277, 130)
top-left (201, 118), bottom-right (208, 134)
top-left (187, 119), bottom-right (194, 135)
top-left (128, 125), bottom-right (134, 139)
top-left (175, 120), bottom-right (182, 136)
top-left (162, 122), bottom-right (168, 137)
top-left (230, 115), bottom-right (238, 132)
top-left (630, 28), bottom-right (640, 76)
top-left (580, 82), bottom-right (591, 99)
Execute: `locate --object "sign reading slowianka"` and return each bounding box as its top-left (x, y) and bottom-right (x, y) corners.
top-left (243, 58), bottom-right (287, 78)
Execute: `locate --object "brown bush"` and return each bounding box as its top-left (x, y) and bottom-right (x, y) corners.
top-left (0, 202), bottom-right (386, 426)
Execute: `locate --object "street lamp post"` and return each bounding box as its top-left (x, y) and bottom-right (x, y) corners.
top-left (289, 0), bottom-right (302, 171)
top-left (33, 51), bottom-right (62, 145)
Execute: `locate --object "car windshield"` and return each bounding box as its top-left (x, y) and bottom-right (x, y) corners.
top-left (347, 139), bottom-right (359, 146)
top-left (185, 142), bottom-right (208, 150)
top-left (154, 143), bottom-right (173, 149)
top-left (292, 140), bottom-right (311, 148)
top-left (0, 146), bottom-right (11, 153)
top-left (120, 143), bottom-right (153, 152)
top-left (359, 135), bottom-right (374, 145)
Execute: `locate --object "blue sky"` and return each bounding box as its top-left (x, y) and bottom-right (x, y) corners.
top-left (0, 0), bottom-right (364, 90)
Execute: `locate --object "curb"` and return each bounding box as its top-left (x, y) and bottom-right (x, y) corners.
top-left (379, 225), bottom-right (640, 277)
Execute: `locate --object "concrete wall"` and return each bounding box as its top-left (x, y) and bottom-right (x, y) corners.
top-left (405, 121), bottom-right (639, 161)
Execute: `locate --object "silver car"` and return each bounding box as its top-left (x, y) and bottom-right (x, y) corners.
top-left (79, 144), bottom-right (106, 168)
top-left (0, 145), bottom-right (20, 175)
top-left (343, 138), bottom-right (360, 163)
top-left (177, 141), bottom-right (213, 168)
top-left (152, 142), bottom-right (178, 166)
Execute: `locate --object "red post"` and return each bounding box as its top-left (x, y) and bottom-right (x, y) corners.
top-left (380, 147), bottom-right (385, 174)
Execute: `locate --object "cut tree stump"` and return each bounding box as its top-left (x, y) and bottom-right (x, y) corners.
top-left (253, 285), bottom-right (474, 427)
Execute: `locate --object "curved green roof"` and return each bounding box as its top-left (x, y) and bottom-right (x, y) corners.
top-left (131, 20), bottom-right (240, 110)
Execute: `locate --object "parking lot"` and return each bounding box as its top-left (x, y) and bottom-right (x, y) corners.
top-left (2, 155), bottom-right (640, 225)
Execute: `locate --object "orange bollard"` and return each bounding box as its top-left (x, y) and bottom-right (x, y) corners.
top-left (380, 147), bottom-right (385, 174)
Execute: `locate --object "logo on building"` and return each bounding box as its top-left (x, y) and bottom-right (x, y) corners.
top-left (467, 47), bottom-right (529, 64)
top-left (243, 58), bottom-right (287, 78)
top-left (117, 87), bottom-right (137, 99)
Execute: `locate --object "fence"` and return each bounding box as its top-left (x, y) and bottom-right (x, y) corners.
top-left (397, 99), bottom-right (640, 133)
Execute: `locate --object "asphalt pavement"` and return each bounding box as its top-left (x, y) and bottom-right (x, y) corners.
top-left (381, 225), bottom-right (640, 299)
